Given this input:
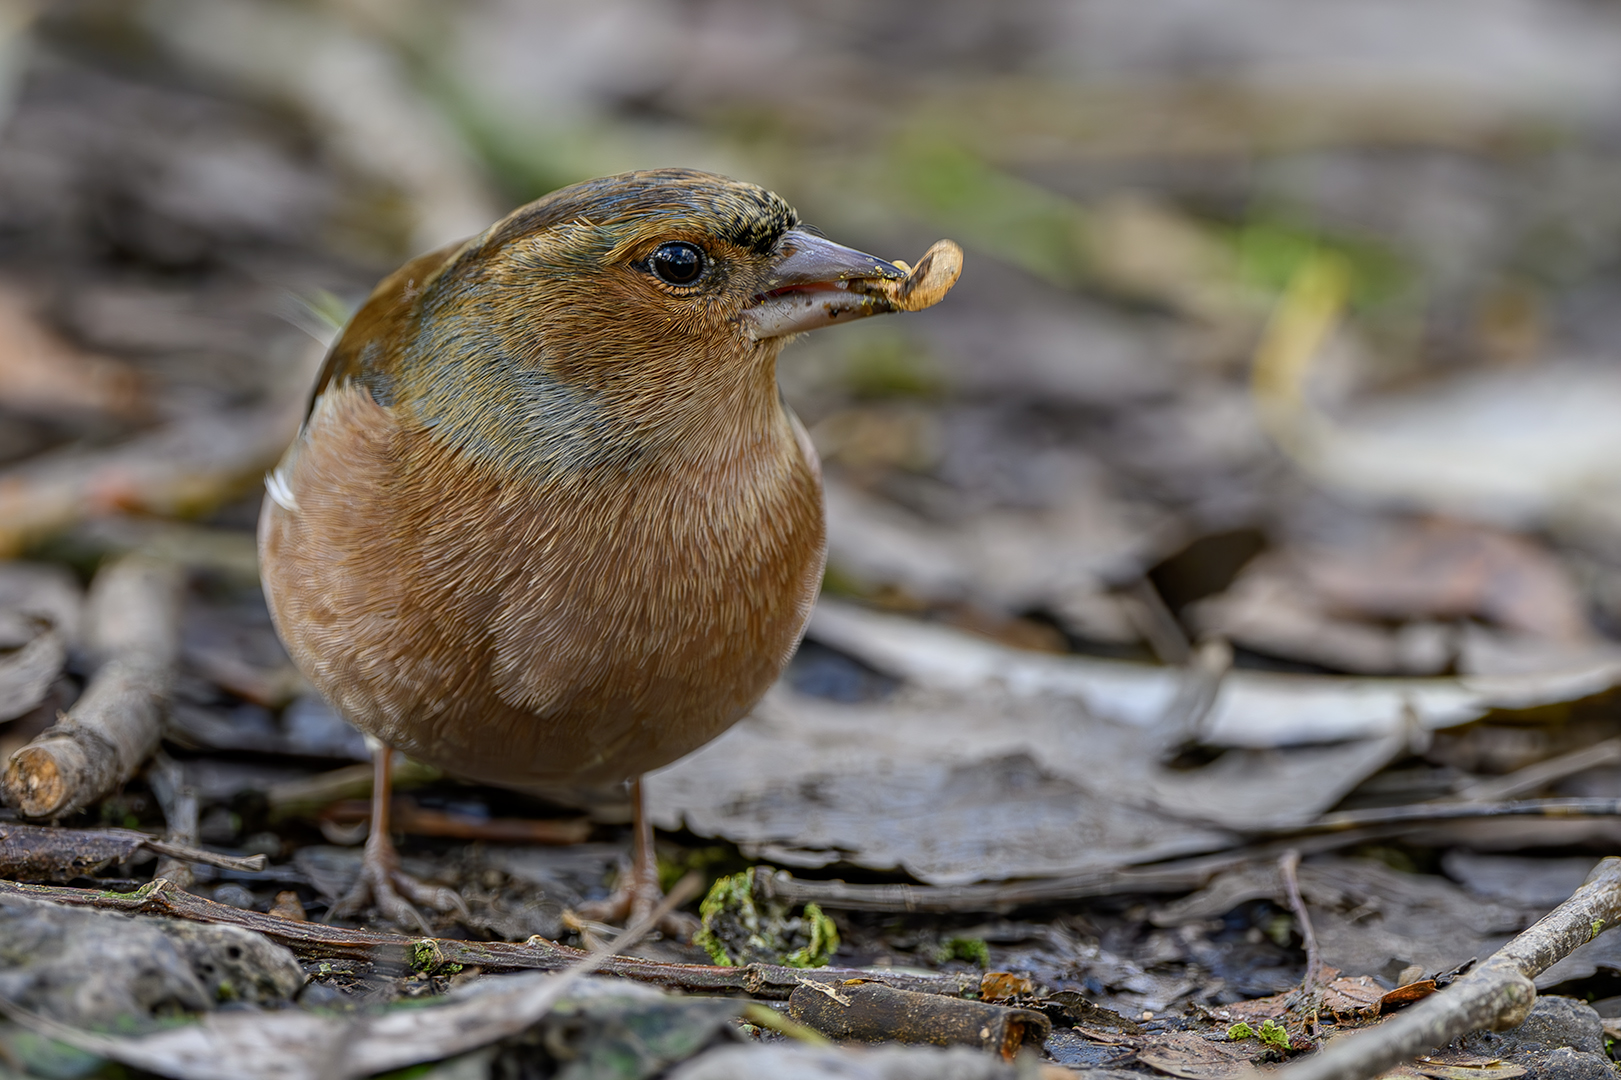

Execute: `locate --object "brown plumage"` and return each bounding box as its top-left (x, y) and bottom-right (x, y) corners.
top-left (258, 169), bottom-right (959, 926)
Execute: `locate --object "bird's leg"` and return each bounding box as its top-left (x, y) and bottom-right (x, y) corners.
top-left (576, 777), bottom-right (699, 937)
top-left (327, 742), bottom-right (468, 932)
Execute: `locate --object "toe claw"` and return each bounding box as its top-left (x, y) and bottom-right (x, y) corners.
top-left (575, 892), bottom-right (630, 925)
top-left (323, 853), bottom-right (463, 933)
top-left (375, 877), bottom-right (433, 935)
top-left (393, 871), bottom-right (469, 920)
top-left (573, 882), bottom-right (696, 942)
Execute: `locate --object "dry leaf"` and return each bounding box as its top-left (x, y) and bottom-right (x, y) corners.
top-left (1135, 1031), bottom-right (1255, 1080)
top-left (0, 288), bottom-right (146, 420)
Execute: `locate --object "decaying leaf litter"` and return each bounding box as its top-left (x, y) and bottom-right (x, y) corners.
top-left (5, 2), bottom-right (1621, 1077)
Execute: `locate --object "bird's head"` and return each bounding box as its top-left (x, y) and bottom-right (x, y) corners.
top-left (435, 169), bottom-right (910, 375)
top-left (337, 170), bottom-right (945, 476)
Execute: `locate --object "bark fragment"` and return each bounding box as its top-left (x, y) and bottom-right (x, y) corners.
top-left (1, 554), bottom-right (182, 819)
top-left (787, 979), bottom-right (1050, 1059)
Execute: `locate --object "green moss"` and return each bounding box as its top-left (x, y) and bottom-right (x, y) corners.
top-left (1258, 1019), bottom-right (1291, 1051)
top-left (405, 941), bottom-right (462, 976)
top-left (693, 869), bottom-right (837, 968)
top-left (943, 937), bottom-right (990, 968)
top-left (782, 904), bottom-right (838, 969)
top-left (694, 872), bottom-right (757, 967)
top-left (1227, 1022), bottom-right (1255, 1040)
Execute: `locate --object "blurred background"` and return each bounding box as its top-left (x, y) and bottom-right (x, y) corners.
top-left (8, 0), bottom-right (1621, 682)
top-left (6, 0), bottom-right (1621, 1019)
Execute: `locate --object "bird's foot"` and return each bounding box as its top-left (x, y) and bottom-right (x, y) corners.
top-left (575, 872), bottom-right (700, 939)
top-left (327, 833), bottom-right (468, 933)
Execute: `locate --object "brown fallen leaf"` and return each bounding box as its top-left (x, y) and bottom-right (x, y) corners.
top-left (1306, 520), bottom-right (1591, 642)
top-left (0, 287), bottom-right (147, 421)
top-left (1136, 1030), bottom-right (1256, 1080)
top-left (1212, 992), bottom-right (1290, 1024)
top-left (979, 970), bottom-right (1036, 1001)
top-left (1380, 979), bottom-right (1439, 1012)
top-left (1322, 975), bottom-right (1385, 1023)
top-left (268, 891), bottom-right (307, 922)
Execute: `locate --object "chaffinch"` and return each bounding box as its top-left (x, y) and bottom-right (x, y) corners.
top-left (259, 168), bottom-right (960, 928)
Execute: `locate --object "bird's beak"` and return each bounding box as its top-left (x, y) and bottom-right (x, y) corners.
top-left (740, 230), bottom-right (909, 341)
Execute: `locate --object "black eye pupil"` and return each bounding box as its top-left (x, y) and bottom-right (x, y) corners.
top-left (651, 243), bottom-right (703, 285)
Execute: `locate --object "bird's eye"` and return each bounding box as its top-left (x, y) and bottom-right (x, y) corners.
top-left (649, 242), bottom-right (705, 286)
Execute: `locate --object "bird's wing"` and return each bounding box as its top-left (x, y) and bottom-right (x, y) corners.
top-left (306, 239), bottom-right (467, 418)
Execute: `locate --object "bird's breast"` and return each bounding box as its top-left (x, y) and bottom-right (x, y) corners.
top-left (259, 379), bottom-right (825, 787)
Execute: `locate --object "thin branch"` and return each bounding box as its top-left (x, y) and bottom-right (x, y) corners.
top-left (0, 822), bottom-right (265, 878)
top-left (1270, 856), bottom-right (1621, 1080)
top-left (761, 800), bottom-right (1621, 915)
top-left (2, 555), bottom-right (182, 819)
top-left (1452, 738), bottom-right (1621, 803)
top-left (1279, 850), bottom-right (1323, 988)
top-left (148, 753), bottom-right (199, 886)
top-left (0, 878), bottom-right (978, 1000)
top-left (1300, 797), bottom-right (1621, 833)
top-left (761, 827), bottom-right (1425, 913)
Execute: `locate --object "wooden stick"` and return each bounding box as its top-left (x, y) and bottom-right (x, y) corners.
top-left (0, 822), bottom-right (265, 878)
top-left (321, 797), bottom-right (592, 844)
top-left (1, 555), bottom-right (182, 819)
top-left (0, 878), bottom-right (978, 1000)
top-left (1270, 856), bottom-right (1621, 1080)
top-left (0, 402), bottom-right (301, 558)
top-left (148, 754), bottom-right (200, 886)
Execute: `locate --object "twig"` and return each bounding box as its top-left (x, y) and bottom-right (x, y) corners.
top-left (1279, 848), bottom-right (1334, 1038)
top-left (1452, 738), bottom-right (1621, 803)
top-left (0, 878), bottom-right (978, 999)
top-left (142, 840), bottom-right (267, 874)
top-left (0, 822), bottom-right (265, 878)
top-left (320, 797), bottom-right (591, 844)
top-left (1124, 577), bottom-right (1191, 666)
top-left (1279, 850), bottom-right (1323, 988)
top-left (1298, 797), bottom-right (1621, 833)
top-left (266, 758), bottom-right (442, 821)
top-left (1270, 856), bottom-right (1621, 1080)
top-left (147, 753), bottom-right (199, 886)
top-left (2, 555), bottom-right (183, 819)
top-left (1156, 636), bottom-right (1233, 753)
top-left (0, 402), bottom-right (301, 558)
top-left (786, 979), bottom-right (1050, 1060)
top-left (760, 827), bottom-right (1422, 913)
